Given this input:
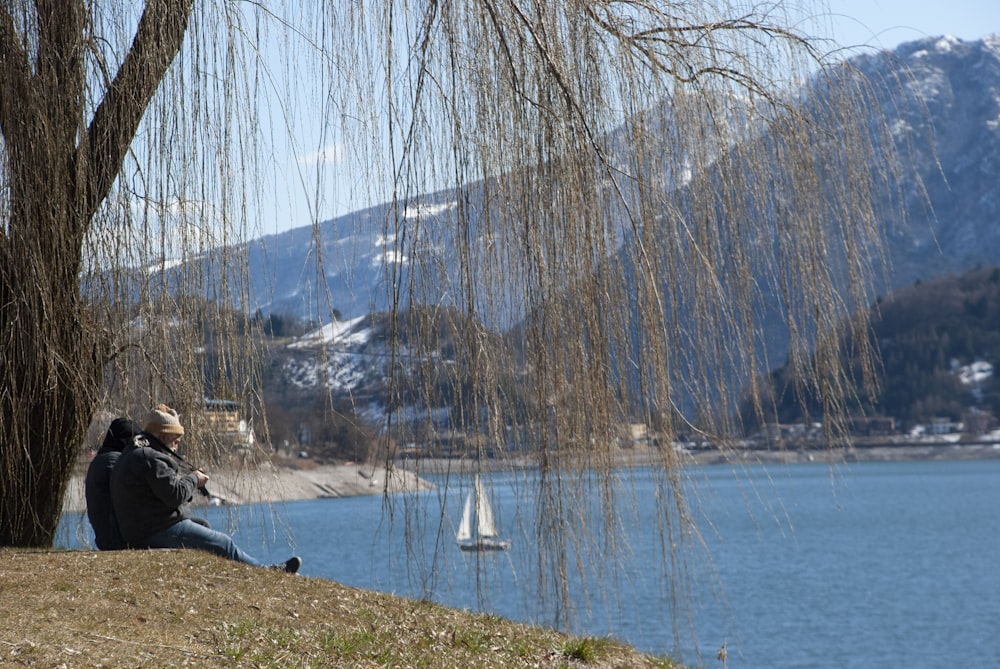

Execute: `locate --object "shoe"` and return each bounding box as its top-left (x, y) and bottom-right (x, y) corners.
top-left (274, 556), bottom-right (301, 574)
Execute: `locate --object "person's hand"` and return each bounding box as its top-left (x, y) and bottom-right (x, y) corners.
top-left (194, 469), bottom-right (210, 488)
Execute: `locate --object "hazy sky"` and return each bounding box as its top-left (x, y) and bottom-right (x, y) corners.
top-left (257, 2), bottom-right (1000, 239)
top-left (821, 0), bottom-right (997, 48)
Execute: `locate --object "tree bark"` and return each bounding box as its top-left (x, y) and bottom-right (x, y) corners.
top-left (0, 0), bottom-right (195, 547)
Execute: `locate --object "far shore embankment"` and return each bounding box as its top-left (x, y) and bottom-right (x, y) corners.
top-left (679, 440), bottom-right (1000, 465)
top-left (401, 440), bottom-right (1000, 474)
top-left (65, 440), bottom-right (1000, 513)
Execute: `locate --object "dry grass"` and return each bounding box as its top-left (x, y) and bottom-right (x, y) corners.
top-left (0, 548), bottom-right (680, 668)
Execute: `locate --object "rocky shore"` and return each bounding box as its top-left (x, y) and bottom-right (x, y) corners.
top-left (63, 461), bottom-right (435, 513)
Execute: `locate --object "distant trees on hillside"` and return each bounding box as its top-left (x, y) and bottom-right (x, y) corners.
top-left (748, 266), bottom-right (1000, 432)
top-left (254, 310), bottom-right (315, 339)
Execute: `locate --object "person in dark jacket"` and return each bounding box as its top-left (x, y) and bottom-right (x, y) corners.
top-left (110, 403), bottom-right (301, 573)
top-left (85, 418), bottom-right (139, 550)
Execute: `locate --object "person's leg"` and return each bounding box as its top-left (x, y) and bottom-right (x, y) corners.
top-left (145, 519), bottom-right (264, 567)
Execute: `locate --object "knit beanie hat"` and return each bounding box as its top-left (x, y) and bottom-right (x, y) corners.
top-left (143, 404), bottom-right (185, 436)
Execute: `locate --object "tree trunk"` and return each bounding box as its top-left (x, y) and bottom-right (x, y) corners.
top-left (0, 204), bottom-right (101, 546)
top-left (0, 0), bottom-right (195, 546)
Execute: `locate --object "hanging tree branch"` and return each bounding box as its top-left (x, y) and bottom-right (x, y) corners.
top-left (82, 0), bottom-right (196, 220)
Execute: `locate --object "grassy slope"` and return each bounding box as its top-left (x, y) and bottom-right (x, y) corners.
top-left (1, 549), bottom-right (680, 668)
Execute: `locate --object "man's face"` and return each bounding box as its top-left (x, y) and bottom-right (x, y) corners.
top-left (163, 433), bottom-right (182, 452)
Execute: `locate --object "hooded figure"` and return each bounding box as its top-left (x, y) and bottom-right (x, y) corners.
top-left (85, 418), bottom-right (139, 550)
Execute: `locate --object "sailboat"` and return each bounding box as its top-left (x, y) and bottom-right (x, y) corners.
top-left (456, 475), bottom-right (511, 552)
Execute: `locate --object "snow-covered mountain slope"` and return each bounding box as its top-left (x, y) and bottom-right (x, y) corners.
top-left (208, 35), bottom-right (999, 328)
top-left (851, 34), bottom-right (1000, 286)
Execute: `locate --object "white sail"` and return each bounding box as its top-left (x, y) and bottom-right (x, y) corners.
top-left (456, 490), bottom-right (474, 542)
top-left (456, 474), bottom-right (510, 551)
top-left (473, 476), bottom-right (499, 538)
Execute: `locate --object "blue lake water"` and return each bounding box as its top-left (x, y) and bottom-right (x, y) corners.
top-left (59, 458), bottom-right (1000, 668)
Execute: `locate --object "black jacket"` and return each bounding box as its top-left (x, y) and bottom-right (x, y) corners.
top-left (109, 432), bottom-right (200, 547)
top-left (84, 418), bottom-right (138, 550)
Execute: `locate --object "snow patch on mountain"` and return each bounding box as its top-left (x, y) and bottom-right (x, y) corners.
top-left (282, 316), bottom-right (382, 392)
top-left (290, 315), bottom-right (371, 349)
top-left (404, 201), bottom-right (456, 219)
top-left (956, 360), bottom-right (993, 386)
top-left (282, 348), bottom-right (379, 392)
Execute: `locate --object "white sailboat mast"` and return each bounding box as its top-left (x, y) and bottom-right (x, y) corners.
top-left (474, 475), bottom-right (499, 538)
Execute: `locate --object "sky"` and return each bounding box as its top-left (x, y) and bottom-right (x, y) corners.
top-left (255, 1), bottom-right (1000, 241)
top-left (818, 0), bottom-right (997, 49)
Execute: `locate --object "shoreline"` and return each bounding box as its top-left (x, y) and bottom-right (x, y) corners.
top-left (679, 441), bottom-right (1000, 465)
top-left (62, 461), bottom-right (434, 514)
top-left (400, 441), bottom-right (1000, 473)
top-left (64, 442), bottom-right (1000, 513)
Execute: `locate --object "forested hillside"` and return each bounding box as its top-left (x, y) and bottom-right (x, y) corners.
top-left (753, 266), bottom-right (1000, 432)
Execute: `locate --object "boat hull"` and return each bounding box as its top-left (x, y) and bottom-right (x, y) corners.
top-left (457, 538), bottom-right (511, 552)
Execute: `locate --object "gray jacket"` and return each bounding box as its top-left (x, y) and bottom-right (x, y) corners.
top-left (109, 434), bottom-right (200, 547)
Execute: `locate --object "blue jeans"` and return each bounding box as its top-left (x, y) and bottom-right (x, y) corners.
top-left (144, 519), bottom-right (263, 567)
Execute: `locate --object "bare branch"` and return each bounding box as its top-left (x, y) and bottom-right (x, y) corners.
top-left (81, 0), bottom-right (196, 218)
top-left (0, 9), bottom-right (33, 142)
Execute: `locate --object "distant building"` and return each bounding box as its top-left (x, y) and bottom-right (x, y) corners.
top-left (203, 398), bottom-right (254, 448)
top-left (962, 408), bottom-right (995, 435)
top-left (849, 416), bottom-right (896, 437)
top-left (627, 423), bottom-right (661, 447)
top-left (628, 423), bottom-right (648, 442)
top-left (926, 417), bottom-right (960, 435)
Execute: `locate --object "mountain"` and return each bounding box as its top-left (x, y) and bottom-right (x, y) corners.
top-left (851, 34), bottom-right (1000, 288)
top-left (258, 306), bottom-right (531, 452)
top-left (155, 33), bottom-right (1000, 429)
top-left (241, 199), bottom-right (462, 323)
top-left (214, 34), bottom-right (1000, 327)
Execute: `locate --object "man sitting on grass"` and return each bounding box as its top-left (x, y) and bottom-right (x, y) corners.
top-left (110, 403), bottom-right (301, 573)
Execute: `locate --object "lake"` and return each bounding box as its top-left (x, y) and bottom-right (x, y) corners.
top-left (58, 458), bottom-right (1000, 668)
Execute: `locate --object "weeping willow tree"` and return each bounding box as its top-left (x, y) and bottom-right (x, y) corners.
top-left (0, 0), bottom-right (899, 643)
top-left (0, 1), bottom-right (267, 546)
top-left (339, 2), bottom-right (897, 640)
